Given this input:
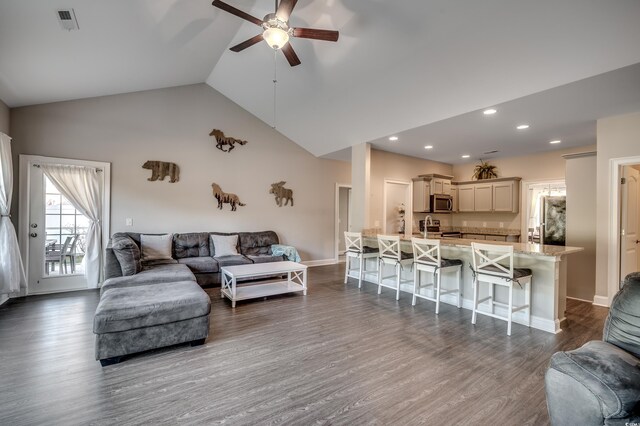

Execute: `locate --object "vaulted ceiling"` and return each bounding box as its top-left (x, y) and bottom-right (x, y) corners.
top-left (1, 0), bottom-right (640, 161)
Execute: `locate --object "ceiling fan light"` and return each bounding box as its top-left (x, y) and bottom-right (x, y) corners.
top-left (263, 27), bottom-right (289, 50)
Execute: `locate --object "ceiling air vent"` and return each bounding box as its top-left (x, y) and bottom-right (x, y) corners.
top-left (56, 9), bottom-right (79, 31)
top-left (483, 150), bottom-right (499, 155)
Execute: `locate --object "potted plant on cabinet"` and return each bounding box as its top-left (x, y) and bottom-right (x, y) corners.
top-left (473, 160), bottom-right (498, 180)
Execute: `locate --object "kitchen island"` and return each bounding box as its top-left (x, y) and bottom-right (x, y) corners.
top-left (355, 234), bottom-right (583, 334)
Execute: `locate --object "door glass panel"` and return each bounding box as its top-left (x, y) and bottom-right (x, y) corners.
top-left (43, 176), bottom-right (88, 276)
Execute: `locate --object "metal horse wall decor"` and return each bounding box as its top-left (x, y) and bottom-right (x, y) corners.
top-left (209, 129), bottom-right (248, 153)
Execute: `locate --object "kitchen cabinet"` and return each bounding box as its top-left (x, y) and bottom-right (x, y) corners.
top-left (452, 178), bottom-right (520, 213)
top-left (412, 178), bottom-right (431, 212)
top-left (432, 178), bottom-right (452, 195)
top-left (450, 186), bottom-right (458, 212)
top-left (457, 185), bottom-right (475, 212)
top-left (474, 183), bottom-right (493, 212)
top-left (463, 234), bottom-right (486, 240)
top-left (485, 235), bottom-right (507, 242)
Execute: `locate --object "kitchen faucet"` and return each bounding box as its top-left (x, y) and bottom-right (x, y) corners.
top-left (426, 215), bottom-right (433, 226)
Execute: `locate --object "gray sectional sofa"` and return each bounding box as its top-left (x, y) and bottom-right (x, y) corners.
top-left (544, 272), bottom-right (640, 425)
top-left (94, 230), bottom-right (286, 366)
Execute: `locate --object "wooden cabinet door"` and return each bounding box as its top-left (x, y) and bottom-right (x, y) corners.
top-left (413, 180), bottom-right (431, 212)
top-left (432, 179), bottom-right (444, 195)
top-left (443, 181), bottom-right (452, 195)
top-left (474, 184), bottom-right (493, 212)
top-left (458, 185), bottom-right (475, 212)
top-left (450, 187), bottom-right (458, 212)
top-left (493, 181), bottom-right (514, 212)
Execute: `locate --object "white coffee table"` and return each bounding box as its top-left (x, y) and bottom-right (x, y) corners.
top-left (220, 261), bottom-right (308, 308)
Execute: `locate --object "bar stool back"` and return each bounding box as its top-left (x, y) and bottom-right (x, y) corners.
top-left (470, 242), bottom-right (532, 335)
top-left (344, 232), bottom-right (379, 288)
top-left (411, 238), bottom-right (462, 314)
top-left (377, 235), bottom-right (413, 300)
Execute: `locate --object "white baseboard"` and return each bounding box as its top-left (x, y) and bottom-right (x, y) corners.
top-left (566, 296), bottom-right (595, 303)
top-left (592, 295), bottom-right (610, 307)
top-left (303, 259), bottom-right (337, 267)
top-left (0, 294), bottom-right (9, 307)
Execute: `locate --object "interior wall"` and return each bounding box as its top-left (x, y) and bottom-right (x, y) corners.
top-left (565, 152), bottom-right (597, 301)
top-left (370, 149), bottom-right (452, 233)
top-left (451, 145), bottom-right (597, 233)
top-left (595, 111), bottom-right (640, 303)
top-left (10, 84), bottom-right (351, 262)
top-left (385, 182), bottom-right (408, 234)
top-left (0, 98), bottom-right (9, 135)
top-left (338, 187), bottom-right (350, 252)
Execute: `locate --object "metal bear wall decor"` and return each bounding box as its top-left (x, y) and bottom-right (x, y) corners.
top-left (209, 129), bottom-right (248, 153)
top-left (142, 161), bottom-right (180, 183)
top-left (269, 181), bottom-right (294, 207)
top-left (212, 183), bottom-right (246, 211)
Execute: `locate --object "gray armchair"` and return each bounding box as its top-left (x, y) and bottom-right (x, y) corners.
top-left (545, 272), bottom-right (640, 425)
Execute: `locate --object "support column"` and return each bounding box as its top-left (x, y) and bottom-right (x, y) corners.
top-left (351, 143), bottom-right (371, 232)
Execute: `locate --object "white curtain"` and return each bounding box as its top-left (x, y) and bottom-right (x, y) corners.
top-left (41, 164), bottom-right (102, 288)
top-left (0, 133), bottom-right (26, 294)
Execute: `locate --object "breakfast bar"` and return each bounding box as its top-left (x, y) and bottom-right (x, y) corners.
top-left (355, 235), bottom-right (583, 334)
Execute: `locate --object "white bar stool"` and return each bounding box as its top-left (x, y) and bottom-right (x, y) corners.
top-left (470, 242), bottom-right (532, 336)
top-left (343, 232), bottom-right (379, 288)
top-left (411, 238), bottom-right (462, 314)
top-left (377, 235), bottom-right (413, 300)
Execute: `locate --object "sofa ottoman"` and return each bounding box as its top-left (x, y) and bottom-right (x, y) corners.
top-left (94, 280), bottom-right (211, 365)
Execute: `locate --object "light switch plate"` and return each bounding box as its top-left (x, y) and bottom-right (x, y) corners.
top-left (126, 218), bottom-right (133, 226)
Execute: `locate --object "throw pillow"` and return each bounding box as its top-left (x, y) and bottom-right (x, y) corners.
top-left (111, 234), bottom-right (141, 276)
top-left (140, 234), bottom-right (173, 260)
top-left (210, 234), bottom-right (239, 257)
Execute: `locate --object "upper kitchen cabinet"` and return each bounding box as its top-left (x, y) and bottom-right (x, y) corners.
top-left (420, 174), bottom-right (454, 195)
top-left (454, 177), bottom-right (521, 213)
top-left (412, 177), bottom-right (431, 212)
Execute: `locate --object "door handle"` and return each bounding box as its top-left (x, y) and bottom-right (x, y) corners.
top-left (30, 232), bottom-right (37, 238)
top-left (30, 223), bottom-right (38, 228)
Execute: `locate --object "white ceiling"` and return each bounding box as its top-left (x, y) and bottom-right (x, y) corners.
top-left (2, 0), bottom-right (640, 161)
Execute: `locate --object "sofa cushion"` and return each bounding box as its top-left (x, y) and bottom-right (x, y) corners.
top-left (548, 340), bottom-right (640, 420)
top-left (210, 234), bottom-right (239, 257)
top-left (238, 231), bottom-right (279, 256)
top-left (178, 256), bottom-right (219, 273)
top-left (215, 255), bottom-right (253, 267)
top-left (140, 234), bottom-right (173, 260)
top-left (173, 232), bottom-right (210, 259)
top-left (111, 234), bottom-right (141, 276)
top-left (141, 258), bottom-right (178, 267)
top-left (604, 272), bottom-right (640, 359)
top-left (94, 281), bottom-right (211, 334)
top-left (247, 254), bottom-right (285, 264)
top-left (100, 264), bottom-right (195, 295)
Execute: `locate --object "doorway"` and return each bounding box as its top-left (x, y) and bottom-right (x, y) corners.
top-left (335, 184), bottom-right (352, 262)
top-left (383, 180), bottom-right (412, 235)
top-left (521, 180), bottom-right (566, 243)
top-left (19, 155), bottom-right (111, 295)
top-left (620, 165), bottom-right (640, 280)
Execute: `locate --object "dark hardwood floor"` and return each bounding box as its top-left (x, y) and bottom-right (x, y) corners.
top-left (0, 264), bottom-right (608, 425)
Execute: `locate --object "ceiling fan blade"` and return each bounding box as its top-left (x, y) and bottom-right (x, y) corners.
top-left (281, 43), bottom-right (301, 67)
top-left (212, 0), bottom-right (263, 26)
top-left (276, 0), bottom-right (298, 21)
top-left (293, 28), bottom-right (339, 42)
top-left (229, 34), bottom-right (264, 52)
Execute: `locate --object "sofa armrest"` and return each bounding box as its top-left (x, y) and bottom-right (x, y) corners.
top-left (545, 340), bottom-right (640, 425)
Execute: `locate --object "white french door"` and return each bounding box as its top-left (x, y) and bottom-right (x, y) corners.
top-left (19, 155), bottom-right (111, 295)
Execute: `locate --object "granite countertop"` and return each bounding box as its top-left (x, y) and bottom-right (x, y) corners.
top-left (414, 226), bottom-right (521, 237)
top-left (364, 234), bottom-right (583, 257)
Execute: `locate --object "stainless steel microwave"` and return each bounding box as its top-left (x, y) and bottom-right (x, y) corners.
top-left (431, 194), bottom-right (453, 213)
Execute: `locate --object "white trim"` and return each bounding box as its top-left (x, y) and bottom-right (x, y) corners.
top-left (303, 259), bottom-right (336, 267)
top-left (334, 183), bottom-right (352, 263)
top-left (19, 155), bottom-right (111, 295)
top-left (566, 296), bottom-right (596, 304)
top-left (562, 151), bottom-right (597, 160)
top-left (593, 295), bottom-right (611, 307)
top-left (607, 155), bottom-right (640, 306)
top-left (0, 294), bottom-right (9, 307)
top-left (382, 179), bottom-right (412, 236)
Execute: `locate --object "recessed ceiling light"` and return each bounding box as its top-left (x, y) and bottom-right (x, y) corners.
top-left (425, 145), bottom-right (433, 150)
top-left (388, 136), bottom-right (398, 141)
top-left (516, 124), bottom-right (530, 130)
top-left (462, 154), bottom-right (471, 159)
top-left (483, 108), bottom-right (497, 115)
top-left (550, 140), bottom-right (562, 144)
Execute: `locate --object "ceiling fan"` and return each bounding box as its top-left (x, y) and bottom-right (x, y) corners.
top-left (212, 0), bottom-right (339, 67)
